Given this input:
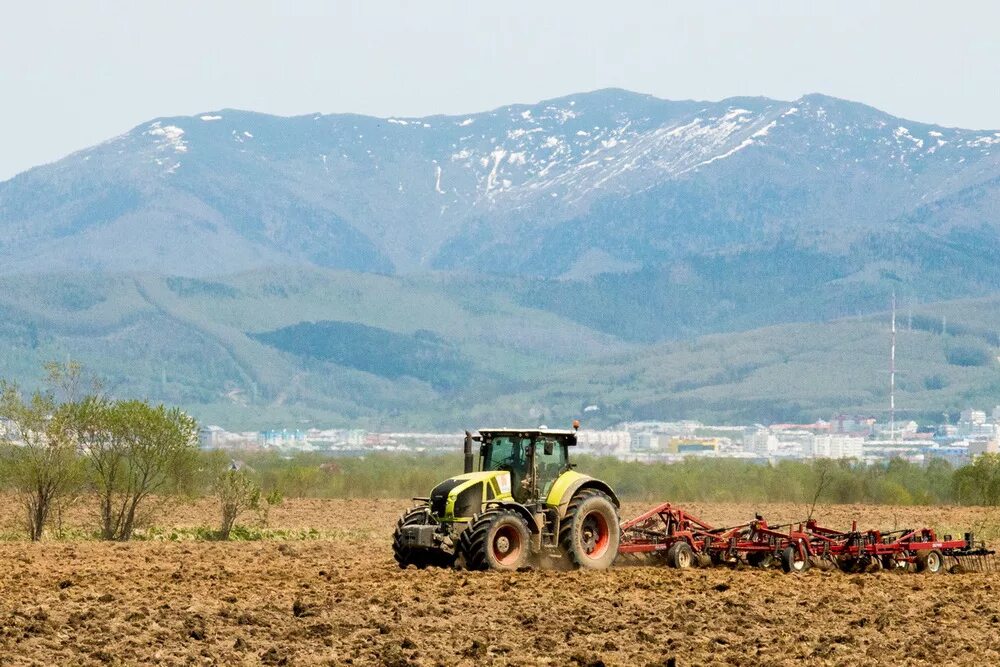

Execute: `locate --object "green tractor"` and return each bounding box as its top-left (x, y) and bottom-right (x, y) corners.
top-left (393, 424), bottom-right (621, 571)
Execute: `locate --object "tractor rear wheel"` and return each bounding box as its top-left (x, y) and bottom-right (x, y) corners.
top-left (393, 506), bottom-right (455, 569)
top-left (559, 490), bottom-right (620, 570)
top-left (781, 545), bottom-right (811, 574)
top-left (666, 541), bottom-right (695, 569)
top-left (458, 509), bottom-right (531, 571)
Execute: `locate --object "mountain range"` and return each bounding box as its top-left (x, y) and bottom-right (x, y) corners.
top-left (1, 89), bottom-right (998, 428)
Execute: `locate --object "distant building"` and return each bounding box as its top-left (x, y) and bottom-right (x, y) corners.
top-left (832, 415), bottom-right (876, 436)
top-left (811, 435), bottom-right (864, 460)
top-left (958, 408), bottom-right (995, 437)
top-left (937, 424), bottom-right (959, 438)
top-left (746, 428), bottom-right (779, 455)
top-left (199, 425), bottom-right (225, 449)
top-left (960, 408), bottom-right (988, 426)
top-left (969, 437), bottom-right (1000, 458)
top-left (576, 429), bottom-right (630, 455)
top-left (924, 443), bottom-right (970, 467)
top-left (258, 429), bottom-right (308, 449)
top-left (632, 433), bottom-right (665, 451)
top-left (773, 430), bottom-right (815, 458)
top-left (0, 417), bottom-right (17, 442)
top-left (666, 436), bottom-right (719, 455)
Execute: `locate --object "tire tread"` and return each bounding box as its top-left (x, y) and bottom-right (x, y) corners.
top-left (558, 489), bottom-right (620, 569)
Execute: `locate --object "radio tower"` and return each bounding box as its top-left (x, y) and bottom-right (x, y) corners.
top-left (889, 292), bottom-right (897, 444)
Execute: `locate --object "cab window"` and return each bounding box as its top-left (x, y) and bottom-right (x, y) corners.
top-left (534, 437), bottom-right (568, 496)
top-left (482, 436), bottom-right (530, 472)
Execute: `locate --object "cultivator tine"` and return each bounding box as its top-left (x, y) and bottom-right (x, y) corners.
top-left (954, 554), bottom-right (999, 573)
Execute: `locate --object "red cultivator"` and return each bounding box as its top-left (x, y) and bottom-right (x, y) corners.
top-left (618, 502), bottom-right (996, 574)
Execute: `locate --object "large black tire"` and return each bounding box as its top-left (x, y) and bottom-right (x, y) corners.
top-left (915, 549), bottom-right (944, 574)
top-left (559, 490), bottom-right (620, 570)
top-left (392, 506), bottom-right (454, 569)
top-left (665, 541), bottom-right (695, 569)
top-left (781, 545), bottom-right (811, 574)
top-left (458, 509), bottom-right (531, 571)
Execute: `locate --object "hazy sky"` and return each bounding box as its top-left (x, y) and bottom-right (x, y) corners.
top-left (2, 0), bottom-right (999, 180)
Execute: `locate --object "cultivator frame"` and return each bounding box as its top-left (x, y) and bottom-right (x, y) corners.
top-left (618, 502), bottom-right (996, 574)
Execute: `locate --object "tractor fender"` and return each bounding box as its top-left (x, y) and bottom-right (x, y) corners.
top-left (547, 471), bottom-right (620, 515)
top-left (484, 500), bottom-right (540, 534)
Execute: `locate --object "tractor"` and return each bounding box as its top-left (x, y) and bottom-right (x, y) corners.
top-left (393, 423), bottom-right (621, 571)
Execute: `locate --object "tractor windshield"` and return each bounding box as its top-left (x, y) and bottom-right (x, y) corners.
top-left (482, 436), bottom-right (531, 473)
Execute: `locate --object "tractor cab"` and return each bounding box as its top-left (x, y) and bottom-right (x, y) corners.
top-left (475, 428), bottom-right (575, 504)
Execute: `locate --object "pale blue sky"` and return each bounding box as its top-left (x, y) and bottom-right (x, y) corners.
top-left (2, 0), bottom-right (999, 180)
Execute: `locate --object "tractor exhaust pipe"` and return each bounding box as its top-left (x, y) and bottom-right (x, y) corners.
top-left (463, 431), bottom-right (474, 474)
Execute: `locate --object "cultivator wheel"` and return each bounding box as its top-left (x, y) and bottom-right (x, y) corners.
top-left (560, 490), bottom-right (620, 570)
top-left (393, 506), bottom-right (456, 569)
top-left (666, 541), bottom-right (695, 569)
top-left (459, 509), bottom-right (531, 571)
top-left (915, 550), bottom-right (945, 575)
top-left (781, 546), bottom-right (810, 574)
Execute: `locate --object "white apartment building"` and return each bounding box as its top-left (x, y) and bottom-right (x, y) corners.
top-left (576, 429), bottom-right (631, 455)
top-left (811, 434), bottom-right (864, 460)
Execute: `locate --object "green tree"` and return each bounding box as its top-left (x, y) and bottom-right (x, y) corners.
top-left (69, 398), bottom-right (199, 540)
top-left (954, 453), bottom-right (1000, 506)
top-left (216, 465), bottom-right (261, 540)
top-left (0, 383), bottom-right (84, 540)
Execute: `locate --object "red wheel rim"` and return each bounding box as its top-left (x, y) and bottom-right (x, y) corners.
top-left (581, 510), bottom-right (610, 559)
top-left (492, 525), bottom-right (523, 565)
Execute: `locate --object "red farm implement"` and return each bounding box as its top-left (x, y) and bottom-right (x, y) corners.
top-left (618, 502), bottom-right (996, 574)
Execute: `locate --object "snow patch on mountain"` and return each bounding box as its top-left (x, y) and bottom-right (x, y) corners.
top-left (145, 123), bottom-right (187, 153)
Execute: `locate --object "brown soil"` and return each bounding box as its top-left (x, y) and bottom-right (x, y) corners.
top-left (0, 498), bottom-right (998, 666)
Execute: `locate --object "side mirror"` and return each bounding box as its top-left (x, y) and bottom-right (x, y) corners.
top-left (543, 440), bottom-right (554, 456)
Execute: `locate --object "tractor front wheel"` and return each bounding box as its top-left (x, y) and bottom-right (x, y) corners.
top-left (559, 490), bottom-right (620, 570)
top-left (392, 506), bottom-right (455, 569)
top-left (458, 509), bottom-right (531, 571)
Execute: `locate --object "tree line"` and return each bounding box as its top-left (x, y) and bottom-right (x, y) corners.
top-left (4, 363), bottom-right (1000, 542)
top-left (234, 450), bottom-right (1000, 508)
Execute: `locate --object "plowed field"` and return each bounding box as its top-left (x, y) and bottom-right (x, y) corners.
top-left (1, 499), bottom-right (998, 666)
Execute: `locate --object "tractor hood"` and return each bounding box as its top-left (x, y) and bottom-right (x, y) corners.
top-left (429, 471), bottom-right (513, 520)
